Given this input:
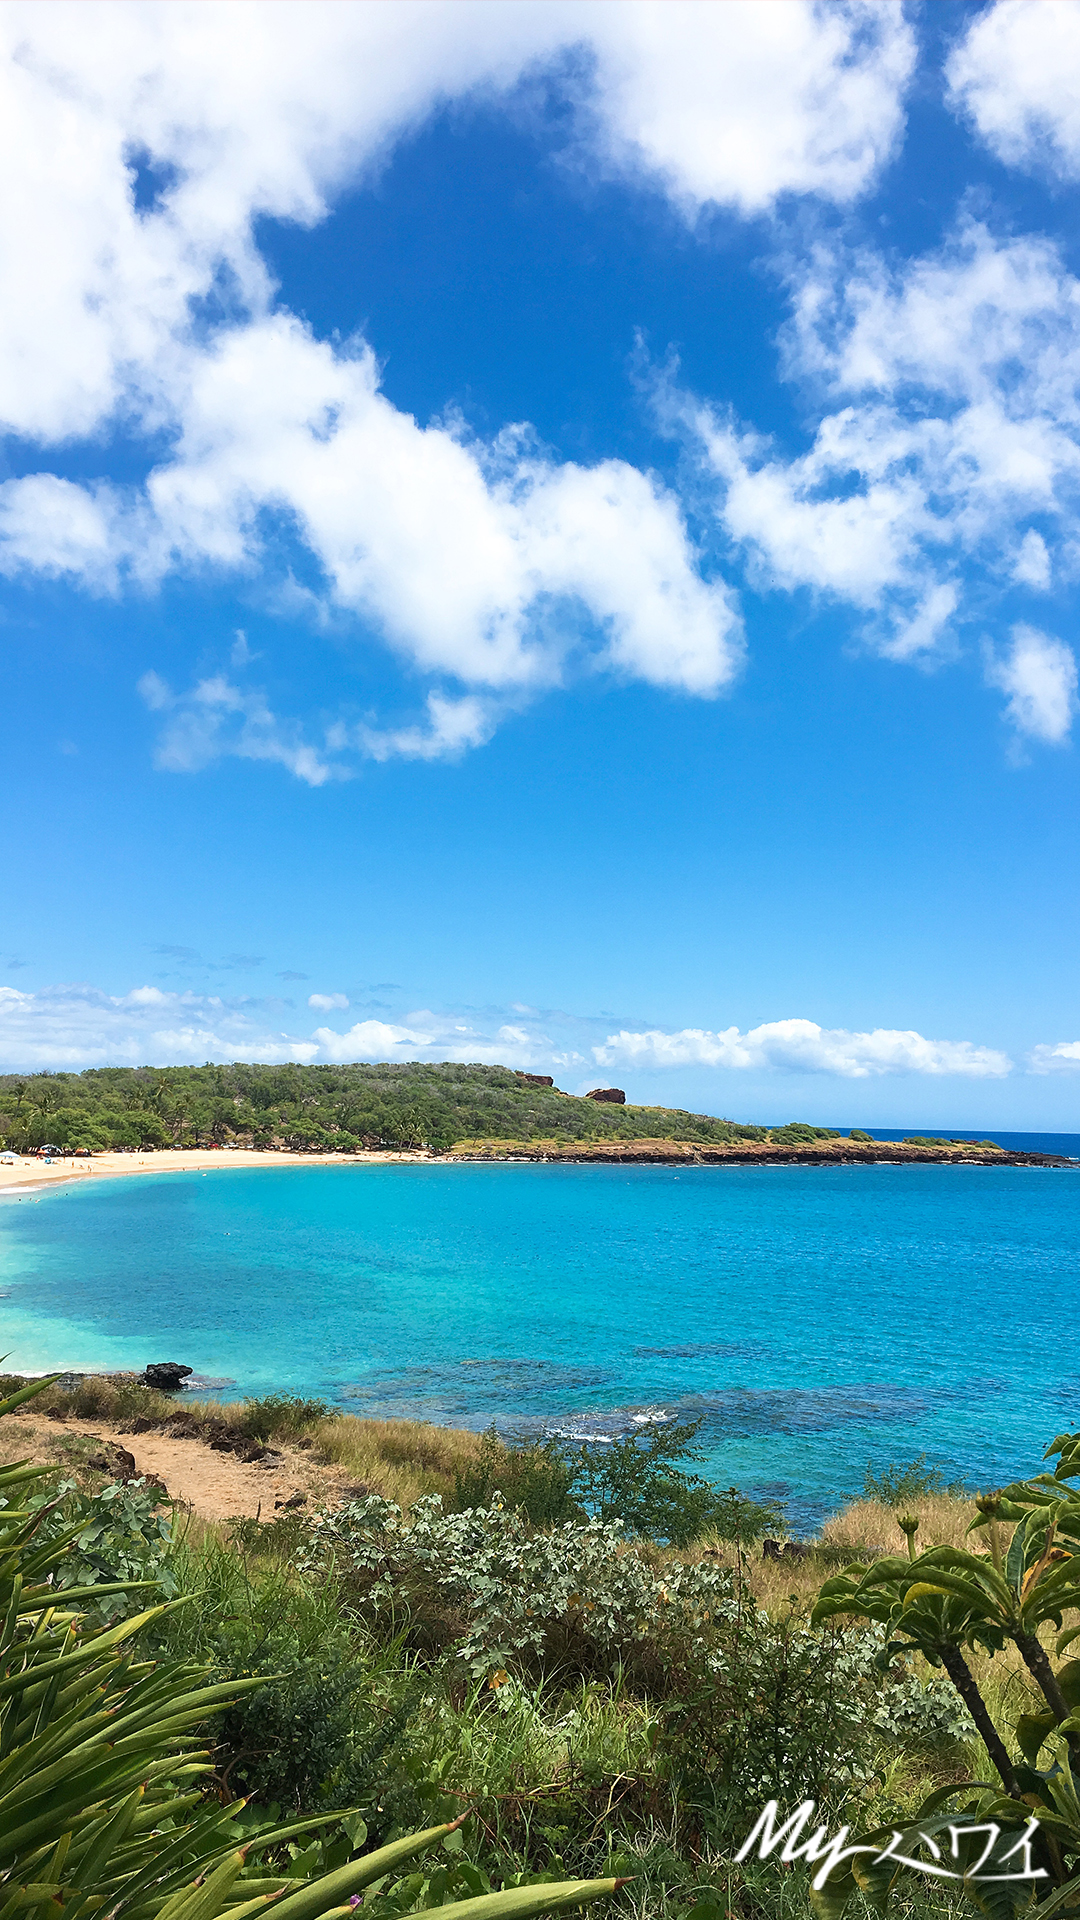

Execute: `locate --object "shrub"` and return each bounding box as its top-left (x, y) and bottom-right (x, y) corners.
top-left (30, 1473), bottom-right (180, 1621)
top-left (451, 1425), bottom-right (581, 1525)
top-left (566, 1418), bottom-right (783, 1546)
top-left (298, 1490), bottom-right (739, 1679)
top-left (238, 1390), bottom-right (333, 1440)
top-left (767, 1123), bottom-right (840, 1144)
top-left (863, 1454), bottom-right (962, 1504)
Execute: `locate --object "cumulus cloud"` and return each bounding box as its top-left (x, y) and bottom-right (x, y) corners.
top-left (66, 319), bottom-right (742, 711)
top-left (1029, 1041), bottom-right (1080, 1074)
top-left (947, 1), bottom-right (1080, 180)
top-left (0, 0), bottom-right (913, 448)
top-left (593, 1020), bottom-right (1012, 1079)
top-left (568, 0), bottom-right (914, 215)
top-left (984, 624), bottom-right (1078, 746)
top-left (0, 0), bottom-right (916, 770)
top-left (670, 219), bottom-right (1080, 728)
top-left (0, 983), bottom-right (321, 1070)
top-left (0, 982), bottom-right (1014, 1081)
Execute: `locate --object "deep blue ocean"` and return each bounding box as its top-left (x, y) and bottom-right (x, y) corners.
top-left (2, 1144), bottom-right (1079, 1528)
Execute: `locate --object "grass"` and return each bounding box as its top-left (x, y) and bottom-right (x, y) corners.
top-left (311, 1415), bottom-right (482, 1503)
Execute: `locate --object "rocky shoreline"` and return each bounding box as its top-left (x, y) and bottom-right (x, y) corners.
top-left (449, 1138), bottom-right (1076, 1169)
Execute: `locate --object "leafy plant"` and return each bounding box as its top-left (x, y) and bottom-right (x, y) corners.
top-left (863, 1454), bottom-right (961, 1505)
top-left (30, 1473), bottom-right (180, 1621)
top-left (451, 1426), bottom-right (581, 1526)
top-left (0, 1375), bottom-right (618, 1920)
top-left (297, 1489), bottom-right (740, 1678)
top-left (566, 1419), bottom-right (782, 1546)
top-left (805, 1428), bottom-right (1080, 1916)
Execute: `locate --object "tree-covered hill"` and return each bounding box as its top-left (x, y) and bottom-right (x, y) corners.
top-left (0, 1059), bottom-right (838, 1154)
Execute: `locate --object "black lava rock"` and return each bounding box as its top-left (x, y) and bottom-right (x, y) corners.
top-left (142, 1362), bottom-right (193, 1391)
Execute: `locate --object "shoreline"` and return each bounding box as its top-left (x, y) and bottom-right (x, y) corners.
top-left (0, 1144), bottom-right (435, 1196)
top-left (1, 1136), bottom-right (1076, 1197)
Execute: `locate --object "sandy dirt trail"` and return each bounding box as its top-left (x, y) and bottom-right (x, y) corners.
top-left (0, 1408), bottom-right (356, 1521)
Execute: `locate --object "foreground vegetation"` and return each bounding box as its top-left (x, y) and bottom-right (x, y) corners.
top-left (7, 1372), bottom-right (1080, 1920)
top-left (0, 1061), bottom-right (993, 1156)
top-left (0, 1376), bottom-right (617, 1920)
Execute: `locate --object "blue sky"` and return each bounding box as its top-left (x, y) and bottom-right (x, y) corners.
top-left (3, 0), bottom-right (1080, 1127)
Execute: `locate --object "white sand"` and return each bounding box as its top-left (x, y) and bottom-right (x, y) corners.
top-left (0, 1144), bottom-right (434, 1196)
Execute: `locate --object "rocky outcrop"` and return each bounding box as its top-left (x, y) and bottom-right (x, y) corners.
top-left (142, 1362), bottom-right (192, 1391)
top-left (763, 1537), bottom-right (810, 1561)
top-left (516, 1072), bottom-right (554, 1087)
top-left (585, 1087), bottom-right (626, 1104)
top-left (87, 1441), bottom-right (168, 1496)
top-left (452, 1136), bottom-right (1076, 1169)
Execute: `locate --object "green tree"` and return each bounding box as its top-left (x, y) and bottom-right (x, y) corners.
top-left (567, 1418), bottom-right (782, 1547)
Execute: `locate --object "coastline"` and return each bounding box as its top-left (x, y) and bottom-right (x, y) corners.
top-left (451, 1137), bottom-right (1078, 1168)
top-left (1, 1136), bottom-right (1075, 1199)
top-left (0, 1144), bottom-right (433, 1196)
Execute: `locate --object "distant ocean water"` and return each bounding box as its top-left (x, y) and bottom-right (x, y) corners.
top-left (862, 1128), bottom-right (1080, 1158)
top-left (3, 1147), bottom-right (1080, 1529)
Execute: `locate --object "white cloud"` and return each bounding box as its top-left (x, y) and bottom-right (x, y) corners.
top-left (311, 1018), bottom-right (439, 1065)
top-left (1014, 529), bottom-right (1052, 591)
top-left (137, 669), bottom-right (341, 785)
top-left (0, 983), bottom-right (320, 1069)
top-left (357, 693), bottom-right (502, 764)
top-left (674, 219), bottom-right (1080, 717)
top-left (1029, 1041), bottom-right (1080, 1074)
top-left (569, 0), bottom-right (914, 215)
top-left (0, 476), bottom-right (158, 591)
top-left (0, 0), bottom-right (915, 768)
top-left (98, 317), bottom-right (740, 708)
top-left (947, 0), bottom-right (1080, 181)
top-left (985, 624), bottom-right (1078, 745)
top-left (0, 982), bottom-right (1015, 1082)
top-left (0, 0), bottom-right (913, 448)
top-left (593, 1020), bottom-right (1012, 1079)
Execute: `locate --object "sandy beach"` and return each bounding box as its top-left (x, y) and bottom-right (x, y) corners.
top-left (0, 1144), bottom-right (433, 1196)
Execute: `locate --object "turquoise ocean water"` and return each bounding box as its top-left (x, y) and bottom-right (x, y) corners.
top-left (2, 1156), bottom-right (1079, 1528)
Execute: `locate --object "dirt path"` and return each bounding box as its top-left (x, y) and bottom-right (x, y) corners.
top-left (0, 1409), bottom-right (355, 1521)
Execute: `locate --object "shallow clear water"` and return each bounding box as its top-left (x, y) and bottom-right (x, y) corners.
top-left (3, 1158), bottom-right (1079, 1527)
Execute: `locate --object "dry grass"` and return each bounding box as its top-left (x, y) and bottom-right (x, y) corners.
top-left (310, 1414), bottom-right (481, 1504)
top-left (673, 1492), bottom-right (979, 1615)
top-left (819, 1491), bottom-right (975, 1557)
